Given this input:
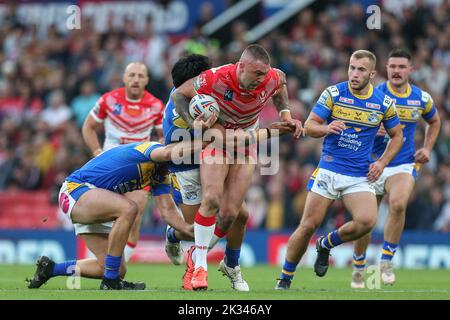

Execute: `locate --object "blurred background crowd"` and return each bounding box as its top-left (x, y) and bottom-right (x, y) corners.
top-left (1, 0), bottom-right (449, 233)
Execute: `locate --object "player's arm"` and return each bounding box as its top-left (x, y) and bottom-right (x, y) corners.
top-left (154, 193), bottom-right (194, 239)
top-left (415, 112), bottom-right (441, 164)
top-left (368, 123), bottom-right (403, 183)
top-left (304, 112), bottom-right (346, 138)
top-left (82, 114), bottom-right (104, 156)
top-left (272, 69), bottom-right (303, 138)
top-left (172, 78), bottom-right (196, 128)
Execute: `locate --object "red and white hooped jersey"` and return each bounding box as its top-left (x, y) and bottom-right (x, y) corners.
top-left (194, 64), bottom-right (281, 130)
top-left (89, 87), bottom-right (164, 150)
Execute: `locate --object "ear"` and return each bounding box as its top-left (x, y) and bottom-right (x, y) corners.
top-left (370, 70), bottom-right (377, 79)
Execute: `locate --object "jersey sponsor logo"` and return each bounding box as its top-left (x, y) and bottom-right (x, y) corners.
top-left (224, 89), bottom-right (234, 101)
top-left (339, 96), bottom-right (354, 104)
top-left (366, 102), bottom-right (380, 110)
top-left (396, 107), bottom-right (422, 121)
top-left (407, 99), bottom-right (421, 106)
top-left (329, 85), bottom-right (339, 97)
top-left (332, 105), bottom-right (382, 126)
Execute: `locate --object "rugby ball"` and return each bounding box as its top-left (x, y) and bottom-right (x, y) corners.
top-left (189, 94), bottom-right (220, 120)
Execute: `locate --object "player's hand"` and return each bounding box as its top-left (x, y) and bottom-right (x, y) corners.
top-left (268, 121), bottom-right (295, 136)
top-left (287, 119), bottom-right (303, 139)
top-left (414, 148), bottom-right (431, 164)
top-left (367, 160), bottom-right (385, 183)
top-left (193, 112), bottom-right (218, 131)
top-left (376, 124), bottom-right (387, 137)
top-left (327, 121), bottom-right (346, 135)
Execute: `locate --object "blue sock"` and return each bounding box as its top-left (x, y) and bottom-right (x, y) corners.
top-left (321, 230), bottom-right (344, 250)
top-left (353, 253), bottom-right (366, 269)
top-left (104, 255), bottom-right (122, 280)
top-left (280, 260), bottom-right (297, 281)
top-left (167, 226), bottom-right (179, 243)
top-left (381, 241), bottom-right (398, 261)
top-left (52, 260), bottom-right (77, 276)
top-left (224, 247), bottom-right (240, 268)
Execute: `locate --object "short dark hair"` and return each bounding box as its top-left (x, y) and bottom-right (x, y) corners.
top-left (171, 54), bottom-right (211, 88)
top-left (241, 44), bottom-right (271, 65)
top-left (388, 48), bottom-right (412, 60)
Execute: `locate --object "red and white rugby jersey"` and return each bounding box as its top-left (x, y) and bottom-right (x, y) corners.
top-left (194, 64), bottom-right (281, 130)
top-left (89, 87), bottom-right (164, 150)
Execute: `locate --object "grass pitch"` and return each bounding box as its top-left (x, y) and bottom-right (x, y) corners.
top-left (0, 263), bottom-right (449, 300)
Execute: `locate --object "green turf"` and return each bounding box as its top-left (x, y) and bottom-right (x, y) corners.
top-left (0, 264), bottom-right (449, 300)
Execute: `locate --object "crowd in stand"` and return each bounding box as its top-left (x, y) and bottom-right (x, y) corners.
top-left (1, 0), bottom-right (449, 232)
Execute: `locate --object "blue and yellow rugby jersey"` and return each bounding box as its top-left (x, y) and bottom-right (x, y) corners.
top-left (66, 141), bottom-right (170, 196)
top-left (311, 81), bottom-right (400, 176)
top-left (372, 81), bottom-right (437, 167)
top-left (163, 88), bottom-right (198, 172)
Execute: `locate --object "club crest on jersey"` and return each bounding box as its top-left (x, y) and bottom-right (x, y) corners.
top-left (113, 103), bottom-right (122, 115)
top-left (366, 102), bottom-right (380, 110)
top-left (411, 108), bottom-right (420, 119)
top-left (224, 89), bottom-right (234, 101)
top-left (368, 112), bottom-right (379, 123)
top-left (339, 96), bottom-right (354, 104)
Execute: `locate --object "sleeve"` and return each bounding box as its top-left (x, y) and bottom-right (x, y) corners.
top-left (421, 90), bottom-right (437, 121)
top-left (134, 141), bottom-right (164, 159)
top-left (311, 88), bottom-right (334, 120)
top-left (382, 96), bottom-right (400, 129)
top-left (153, 99), bottom-right (165, 128)
top-left (193, 69), bottom-right (214, 95)
top-left (89, 94), bottom-right (108, 122)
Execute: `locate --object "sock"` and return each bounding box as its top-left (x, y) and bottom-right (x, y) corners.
top-left (279, 260), bottom-right (297, 281)
top-left (353, 253), bottom-right (366, 270)
top-left (167, 226), bottom-right (179, 243)
top-left (381, 241), bottom-right (398, 261)
top-left (52, 260), bottom-right (77, 276)
top-left (104, 255), bottom-right (122, 280)
top-left (123, 242), bottom-right (136, 262)
top-left (321, 230), bottom-right (344, 250)
top-left (224, 246), bottom-right (240, 268)
top-left (193, 211), bottom-right (216, 271)
top-left (208, 225), bottom-right (227, 250)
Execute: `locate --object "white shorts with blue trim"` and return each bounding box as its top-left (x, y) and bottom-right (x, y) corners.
top-left (59, 180), bottom-right (114, 235)
top-left (371, 163), bottom-right (417, 196)
top-left (173, 169), bottom-right (202, 205)
top-left (307, 168), bottom-right (375, 200)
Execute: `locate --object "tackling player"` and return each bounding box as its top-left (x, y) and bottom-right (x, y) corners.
top-left (82, 62), bottom-right (165, 261)
top-left (350, 48), bottom-right (441, 288)
top-left (26, 135), bottom-right (211, 290)
top-left (275, 50), bottom-right (403, 290)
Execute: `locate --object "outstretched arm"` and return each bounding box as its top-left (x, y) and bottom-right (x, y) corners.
top-left (304, 112), bottom-right (346, 138)
top-left (172, 78), bottom-right (196, 128)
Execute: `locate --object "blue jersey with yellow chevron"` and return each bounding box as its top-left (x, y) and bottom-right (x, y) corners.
top-left (66, 141), bottom-right (170, 196)
top-left (311, 81), bottom-right (400, 176)
top-left (372, 81), bottom-right (437, 167)
top-left (163, 87), bottom-right (198, 172)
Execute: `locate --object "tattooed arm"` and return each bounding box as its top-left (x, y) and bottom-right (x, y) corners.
top-left (271, 69), bottom-right (303, 138)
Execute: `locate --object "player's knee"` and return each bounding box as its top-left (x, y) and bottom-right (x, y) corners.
top-left (299, 220), bottom-right (318, 236)
top-left (389, 198), bottom-right (407, 216)
top-left (357, 216), bottom-right (376, 232)
top-left (118, 200), bottom-right (138, 222)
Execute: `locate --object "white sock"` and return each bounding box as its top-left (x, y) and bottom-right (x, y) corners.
top-left (194, 222), bottom-right (215, 271)
top-left (123, 243), bottom-right (136, 262)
